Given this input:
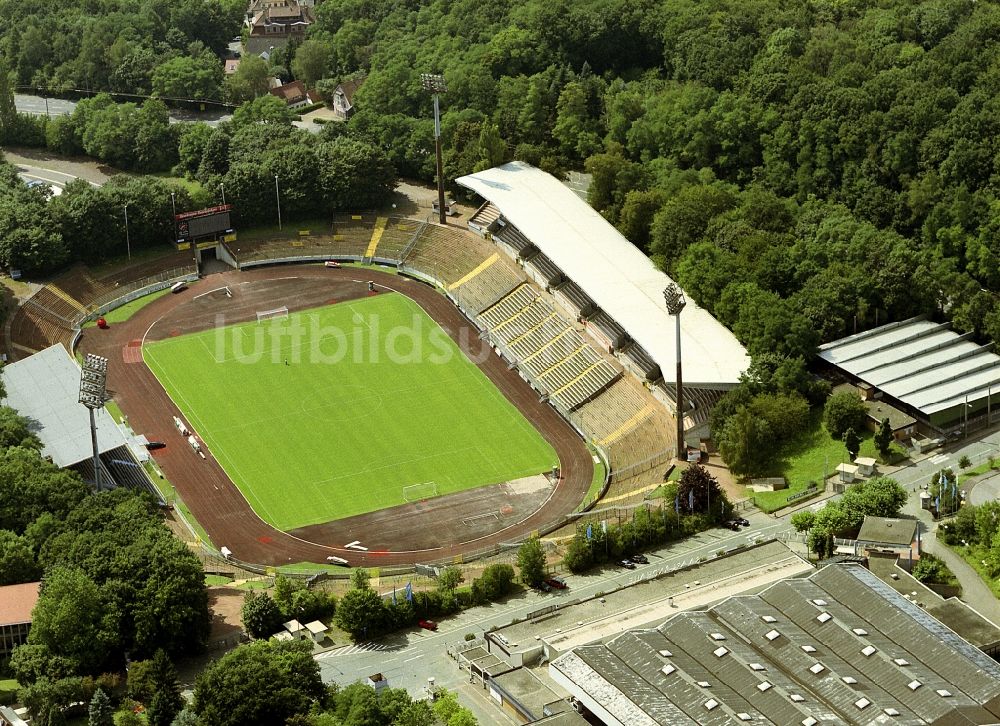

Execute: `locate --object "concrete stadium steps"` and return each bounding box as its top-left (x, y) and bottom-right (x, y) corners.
top-left (451, 257), bottom-right (524, 314)
top-left (331, 216), bottom-right (380, 257)
top-left (50, 266), bottom-right (113, 312)
top-left (403, 224), bottom-right (498, 285)
top-left (478, 284), bottom-right (539, 328)
top-left (576, 378), bottom-right (651, 442)
top-left (373, 218), bottom-right (424, 262)
top-left (469, 201), bottom-right (500, 231)
top-left (660, 384), bottom-right (724, 430)
top-left (27, 286), bottom-right (86, 325)
top-left (10, 305), bottom-right (74, 357)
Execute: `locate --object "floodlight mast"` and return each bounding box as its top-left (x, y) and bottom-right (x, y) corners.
top-left (664, 284), bottom-right (687, 462)
top-left (421, 73), bottom-right (448, 225)
top-left (79, 354), bottom-right (108, 490)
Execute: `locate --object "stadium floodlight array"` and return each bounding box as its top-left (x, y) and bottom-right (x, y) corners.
top-left (663, 283), bottom-right (687, 461)
top-left (79, 353), bottom-right (109, 490)
top-left (420, 73), bottom-right (448, 225)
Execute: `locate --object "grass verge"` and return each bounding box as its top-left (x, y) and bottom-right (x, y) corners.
top-left (83, 288), bottom-right (171, 327)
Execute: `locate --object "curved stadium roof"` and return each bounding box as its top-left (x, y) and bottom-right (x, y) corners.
top-left (457, 162), bottom-right (750, 388)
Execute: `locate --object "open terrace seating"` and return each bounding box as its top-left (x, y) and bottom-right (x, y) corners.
top-left (25, 286), bottom-right (86, 325)
top-left (403, 224), bottom-right (497, 286)
top-left (452, 258), bottom-right (524, 315)
top-left (372, 218), bottom-right (424, 263)
top-left (9, 305), bottom-right (75, 358)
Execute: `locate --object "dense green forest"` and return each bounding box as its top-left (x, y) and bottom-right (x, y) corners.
top-left (302, 0), bottom-right (1000, 353)
top-left (2, 0), bottom-right (999, 350)
top-left (0, 0), bottom-right (243, 100)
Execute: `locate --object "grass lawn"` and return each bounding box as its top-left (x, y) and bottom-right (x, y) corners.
top-left (959, 458), bottom-right (1000, 484)
top-left (205, 574), bottom-right (233, 586)
top-left (144, 293), bottom-right (557, 530)
top-left (749, 411), bottom-right (870, 512)
top-left (83, 288), bottom-right (172, 328)
top-left (238, 217), bottom-right (333, 242)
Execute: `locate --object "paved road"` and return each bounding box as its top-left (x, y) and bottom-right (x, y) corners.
top-left (14, 93), bottom-right (232, 126)
top-left (315, 517), bottom-right (791, 697)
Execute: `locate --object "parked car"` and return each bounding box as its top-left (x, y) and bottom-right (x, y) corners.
top-left (734, 517), bottom-right (750, 527)
top-left (418, 619), bottom-right (438, 631)
top-left (628, 554), bottom-right (649, 565)
top-left (145, 441), bottom-right (167, 450)
top-left (539, 581), bottom-right (553, 592)
top-left (545, 577), bottom-right (568, 590)
top-left (723, 520), bottom-right (741, 531)
top-left (619, 560), bottom-right (637, 569)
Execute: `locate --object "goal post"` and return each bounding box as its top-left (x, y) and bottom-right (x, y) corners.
top-left (256, 306), bottom-right (289, 323)
top-left (403, 481), bottom-right (439, 502)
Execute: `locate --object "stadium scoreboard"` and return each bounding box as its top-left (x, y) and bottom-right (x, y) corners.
top-left (175, 204), bottom-right (233, 243)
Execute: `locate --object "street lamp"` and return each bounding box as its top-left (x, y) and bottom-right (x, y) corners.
top-left (420, 73), bottom-right (448, 225)
top-left (170, 191), bottom-right (176, 218)
top-left (274, 174), bottom-right (282, 231)
top-left (664, 283), bottom-right (687, 461)
top-left (78, 354), bottom-right (108, 491)
top-left (220, 183), bottom-right (226, 205)
top-left (964, 394), bottom-right (973, 439)
top-left (123, 204), bottom-right (131, 262)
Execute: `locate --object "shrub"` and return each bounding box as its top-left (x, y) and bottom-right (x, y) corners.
top-left (823, 391), bottom-right (868, 439)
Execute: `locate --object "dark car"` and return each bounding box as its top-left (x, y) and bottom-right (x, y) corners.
top-left (735, 517), bottom-right (750, 527)
top-left (145, 441), bottom-right (166, 450)
top-left (418, 620), bottom-right (438, 631)
top-left (539, 581), bottom-right (553, 592)
top-left (620, 560), bottom-right (637, 569)
top-left (629, 554), bottom-right (649, 565)
top-left (545, 577), bottom-right (568, 590)
top-left (723, 520), bottom-right (741, 531)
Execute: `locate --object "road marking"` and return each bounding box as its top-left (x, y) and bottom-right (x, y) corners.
top-left (930, 454), bottom-right (950, 465)
top-left (403, 654), bottom-right (424, 663)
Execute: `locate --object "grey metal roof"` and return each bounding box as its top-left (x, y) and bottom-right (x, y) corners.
top-left (2, 344), bottom-right (127, 467)
top-left (818, 317), bottom-right (1000, 418)
top-left (549, 564), bottom-right (1000, 725)
top-left (856, 517), bottom-right (918, 547)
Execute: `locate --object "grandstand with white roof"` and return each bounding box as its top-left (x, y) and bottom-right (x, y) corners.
top-left (457, 161), bottom-right (751, 435)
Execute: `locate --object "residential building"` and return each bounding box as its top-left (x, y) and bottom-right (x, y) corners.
top-left (0, 582), bottom-right (40, 656)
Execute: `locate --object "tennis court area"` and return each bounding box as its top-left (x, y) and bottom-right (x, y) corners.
top-left (143, 292), bottom-right (557, 530)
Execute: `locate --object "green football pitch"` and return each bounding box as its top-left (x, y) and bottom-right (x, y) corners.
top-left (143, 293), bottom-right (557, 530)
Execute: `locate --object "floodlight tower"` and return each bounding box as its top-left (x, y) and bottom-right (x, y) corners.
top-left (79, 354), bottom-right (108, 490)
top-left (421, 73), bottom-right (448, 225)
top-left (663, 283), bottom-right (687, 461)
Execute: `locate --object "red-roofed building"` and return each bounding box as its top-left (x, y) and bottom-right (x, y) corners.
top-left (268, 80), bottom-right (313, 108)
top-left (0, 582), bottom-right (40, 655)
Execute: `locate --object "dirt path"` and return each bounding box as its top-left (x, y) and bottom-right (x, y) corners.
top-left (78, 266), bottom-right (591, 567)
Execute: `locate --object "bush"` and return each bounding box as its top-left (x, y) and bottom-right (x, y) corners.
top-left (959, 455), bottom-right (971, 469)
top-left (911, 553), bottom-right (958, 586)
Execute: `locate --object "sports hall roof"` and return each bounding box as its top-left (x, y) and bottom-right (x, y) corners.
top-left (456, 162), bottom-right (750, 388)
top-left (818, 317), bottom-right (1000, 417)
top-left (2, 344), bottom-right (127, 467)
top-left (549, 564), bottom-right (1000, 725)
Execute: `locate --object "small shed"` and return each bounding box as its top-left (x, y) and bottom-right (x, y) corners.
top-left (836, 463), bottom-right (859, 482)
top-left (271, 630), bottom-right (294, 642)
top-left (367, 673), bottom-right (389, 694)
top-left (854, 457), bottom-right (877, 476)
top-left (304, 620), bottom-right (327, 642)
top-left (283, 619), bottom-right (305, 639)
